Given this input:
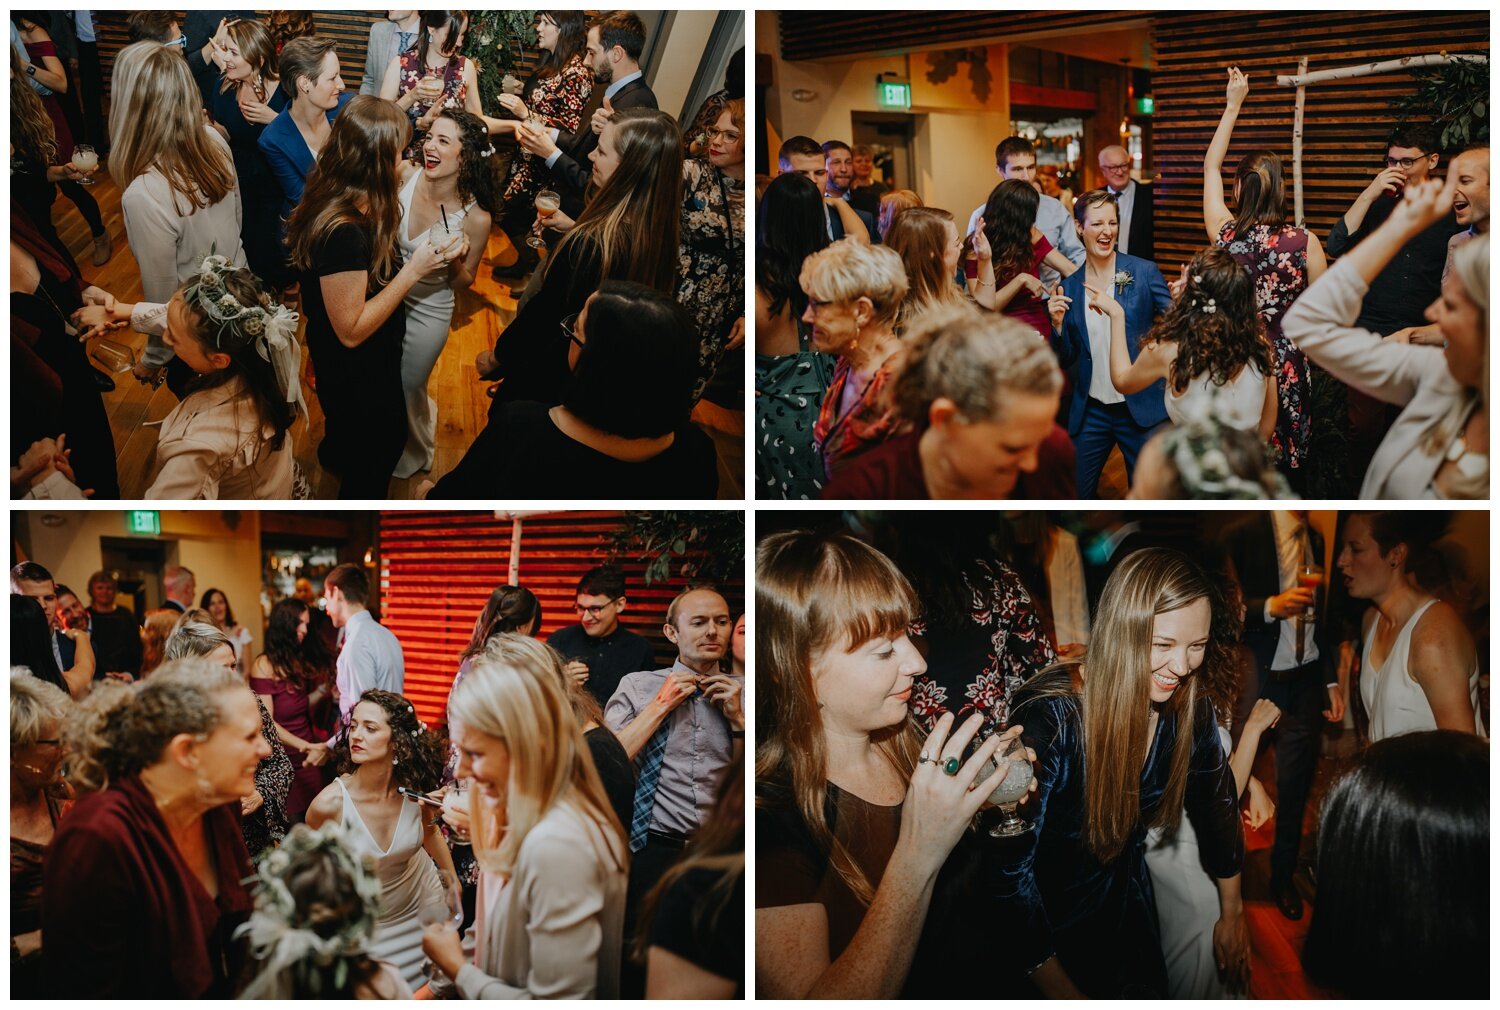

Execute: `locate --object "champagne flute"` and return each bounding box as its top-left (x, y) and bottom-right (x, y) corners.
top-left (986, 735), bottom-right (1035, 838)
top-left (529, 189), bottom-right (560, 249)
top-left (72, 144), bottom-right (99, 185)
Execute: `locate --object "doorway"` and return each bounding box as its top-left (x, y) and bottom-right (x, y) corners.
top-left (99, 537), bottom-right (167, 622)
top-left (851, 113), bottom-right (916, 192)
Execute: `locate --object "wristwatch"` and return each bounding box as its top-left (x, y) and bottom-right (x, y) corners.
top-left (26, 63), bottom-right (37, 77)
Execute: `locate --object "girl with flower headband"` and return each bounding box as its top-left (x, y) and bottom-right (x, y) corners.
top-left (305, 689), bottom-right (456, 991)
top-left (394, 107), bottom-right (498, 479)
top-left (1095, 246), bottom-right (1278, 446)
top-left (236, 822), bottom-right (413, 998)
top-left (74, 254), bottom-right (304, 499)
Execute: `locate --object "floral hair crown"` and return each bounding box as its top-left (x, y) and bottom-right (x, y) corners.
top-left (234, 823), bottom-right (384, 998)
top-left (182, 253), bottom-right (306, 418)
top-left (1158, 401), bottom-right (1295, 500)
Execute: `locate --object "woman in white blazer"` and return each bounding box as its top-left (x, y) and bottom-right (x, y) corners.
top-left (1283, 174), bottom-right (1487, 499)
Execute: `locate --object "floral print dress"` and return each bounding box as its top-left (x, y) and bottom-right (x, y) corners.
top-left (395, 51), bottom-right (469, 161)
top-left (908, 559), bottom-right (1058, 739)
top-left (502, 57), bottom-right (594, 204)
top-left (678, 159), bottom-right (745, 403)
top-left (1217, 221), bottom-right (1312, 472)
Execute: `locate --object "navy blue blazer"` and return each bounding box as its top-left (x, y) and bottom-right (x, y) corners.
top-left (258, 91), bottom-right (356, 219)
top-left (1051, 251), bottom-right (1172, 434)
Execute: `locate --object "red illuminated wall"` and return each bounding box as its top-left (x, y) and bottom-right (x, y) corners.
top-left (377, 511), bottom-right (744, 724)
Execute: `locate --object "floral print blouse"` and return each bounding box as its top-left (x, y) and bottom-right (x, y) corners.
top-left (395, 51), bottom-right (469, 160)
top-left (1218, 221), bottom-right (1312, 471)
top-left (678, 158), bottom-right (745, 403)
top-left (908, 559), bottom-right (1058, 739)
top-left (503, 56), bottom-right (594, 203)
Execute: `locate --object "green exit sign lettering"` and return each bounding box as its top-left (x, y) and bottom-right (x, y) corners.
top-left (1136, 96), bottom-right (1155, 115)
top-left (877, 81), bottom-right (911, 110)
top-left (127, 511), bottom-right (160, 535)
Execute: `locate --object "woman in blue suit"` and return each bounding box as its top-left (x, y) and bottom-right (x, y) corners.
top-left (1048, 189), bottom-right (1173, 497)
top-left (258, 36), bottom-right (355, 222)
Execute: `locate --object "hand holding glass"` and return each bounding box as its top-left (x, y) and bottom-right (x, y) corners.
top-left (986, 735), bottom-right (1035, 838)
top-left (72, 145), bottom-right (99, 185)
top-left (529, 190), bottom-right (561, 249)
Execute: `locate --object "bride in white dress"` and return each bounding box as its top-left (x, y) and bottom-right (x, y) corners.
top-left (306, 690), bottom-right (459, 990)
top-left (394, 109), bottom-right (496, 478)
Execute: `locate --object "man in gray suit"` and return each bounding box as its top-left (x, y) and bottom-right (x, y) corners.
top-left (360, 10), bottom-right (421, 96)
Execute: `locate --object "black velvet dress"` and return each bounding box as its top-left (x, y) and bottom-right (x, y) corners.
top-left (997, 684), bottom-right (1242, 997)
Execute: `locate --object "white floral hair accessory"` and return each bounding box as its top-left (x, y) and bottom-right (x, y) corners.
top-left (183, 253), bottom-right (305, 420)
top-left (234, 823), bottom-right (384, 998)
top-left (1157, 398), bottom-right (1295, 500)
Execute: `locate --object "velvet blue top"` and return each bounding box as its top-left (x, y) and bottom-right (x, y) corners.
top-left (998, 682), bottom-right (1242, 997)
top-left (257, 90), bottom-right (355, 219)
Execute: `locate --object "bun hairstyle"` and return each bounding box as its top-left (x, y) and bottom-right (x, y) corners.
top-left (1144, 247), bottom-right (1272, 395)
top-left (64, 659), bottom-right (246, 794)
top-left (331, 689), bottom-right (446, 794)
top-left (460, 585), bottom-right (543, 662)
top-left (1231, 150), bottom-right (1287, 235)
top-left (1348, 511), bottom-right (1451, 573)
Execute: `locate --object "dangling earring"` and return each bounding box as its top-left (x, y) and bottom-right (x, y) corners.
top-left (393, 755), bottom-right (400, 766)
top-left (851, 321), bottom-right (861, 352)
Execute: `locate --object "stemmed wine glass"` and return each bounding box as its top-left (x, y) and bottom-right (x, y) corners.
top-left (530, 189), bottom-right (560, 249)
top-left (986, 734), bottom-right (1035, 838)
top-left (418, 868), bottom-right (464, 981)
top-left (72, 144), bottom-right (99, 185)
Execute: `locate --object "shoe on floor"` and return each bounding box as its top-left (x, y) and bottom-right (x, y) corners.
top-left (490, 258), bottom-right (536, 280)
top-left (90, 368), bottom-right (116, 393)
top-left (92, 231), bottom-right (112, 267)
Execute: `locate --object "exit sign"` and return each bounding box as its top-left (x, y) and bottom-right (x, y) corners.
top-left (877, 81), bottom-right (911, 110)
top-left (1136, 95), bottom-right (1155, 115)
top-left (127, 511), bottom-right (160, 535)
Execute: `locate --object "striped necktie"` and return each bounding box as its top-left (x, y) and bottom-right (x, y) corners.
top-left (628, 718), bottom-right (672, 853)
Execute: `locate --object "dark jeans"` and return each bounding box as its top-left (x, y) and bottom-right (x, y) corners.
top-left (1074, 398), bottom-right (1155, 499)
top-left (56, 180), bottom-right (105, 237)
top-left (1233, 658), bottom-right (1325, 883)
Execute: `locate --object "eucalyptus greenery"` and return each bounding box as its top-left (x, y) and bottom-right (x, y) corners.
top-left (463, 11), bottom-right (537, 112)
top-left (607, 512), bottom-right (745, 586)
top-left (1391, 56), bottom-right (1489, 151)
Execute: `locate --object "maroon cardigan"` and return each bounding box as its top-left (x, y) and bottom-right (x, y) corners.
top-left (42, 775), bottom-right (254, 997)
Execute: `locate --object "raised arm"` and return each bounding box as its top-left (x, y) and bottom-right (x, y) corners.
top-left (1203, 67), bottom-right (1248, 241)
top-left (604, 673), bottom-right (696, 759)
top-left (826, 198), bottom-right (870, 246)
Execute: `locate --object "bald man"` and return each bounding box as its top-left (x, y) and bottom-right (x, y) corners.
top-left (1098, 144), bottom-right (1153, 260)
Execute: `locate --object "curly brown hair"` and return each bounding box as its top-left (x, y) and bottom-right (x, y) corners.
top-left (333, 690), bottom-right (447, 794)
top-left (1145, 247), bottom-right (1273, 395)
top-left (434, 108), bottom-right (499, 217)
top-left (981, 179), bottom-right (1040, 287)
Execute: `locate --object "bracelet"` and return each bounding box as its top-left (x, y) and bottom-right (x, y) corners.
top-left (729, 728), bottom-right (745, 739)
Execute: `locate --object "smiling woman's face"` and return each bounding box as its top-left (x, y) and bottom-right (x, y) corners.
top-left (811, 631), bottom-right (927, 736)
top-left (1146, 598), bottom-right (1211, 704)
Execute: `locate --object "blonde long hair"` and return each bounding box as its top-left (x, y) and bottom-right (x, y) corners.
top-left (755, 530), bottom-right (923, 906)
top-left (1427, 234), bottom-right (1488, 498)
top-left (286, 96), bottom-right (410, 288)
top-left (448, 634), bottom-right (624, 879)
top-left (1013, 548), bottom-right (1218, 864)
top-left (547, 107), bottom-right (683, 293)
top-left (109, 43), bottom-right (237, 210)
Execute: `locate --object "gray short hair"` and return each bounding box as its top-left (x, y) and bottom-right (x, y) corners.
top-left (892, 302), bottom-right (1063, 421)
top-left (11, 669), bottom-right (71, 753)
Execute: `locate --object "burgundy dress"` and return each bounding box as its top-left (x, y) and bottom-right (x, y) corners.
top-left (43, 776), bottom-right (254, 997)
top-left (24, 40), bottom-right (74, 155)
top-left (250, 674), bottom-right (326, 822)
top-left (996, 234), bottom-right (1055, 338)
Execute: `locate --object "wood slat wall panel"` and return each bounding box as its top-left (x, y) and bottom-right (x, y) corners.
top-left (1148, 10), bottom-right (1489, 270)
top-left (778, 11), bottom-right (1152, 62)
top-left (377, 512), bottom-right (745, 724)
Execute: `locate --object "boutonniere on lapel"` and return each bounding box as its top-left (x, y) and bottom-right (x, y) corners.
top-left (1113, 270), bottom-right (1134, 290)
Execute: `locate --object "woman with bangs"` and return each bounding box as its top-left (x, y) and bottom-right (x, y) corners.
top-left (999, 547), bottom-right (1247, 998)
top-left (755, 530), bottom-right (1031, 999)
top-left (883, 206), bottom-right (968, 328)
top-left (110, 41), bottom-right (245, 397)
top-left (285, 95), bottom-right (453, 499)
top-left (423, 635), bottom-right (627, 998)
top-left (480, 106), bottom-right (683, 406)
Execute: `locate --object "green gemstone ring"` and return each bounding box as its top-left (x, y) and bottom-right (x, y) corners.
top-left (942, 756), bottom-right (960, 776)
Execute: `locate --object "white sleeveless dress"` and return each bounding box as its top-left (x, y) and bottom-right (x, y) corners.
top-left (1360, 598), bottom-right (1486, 742)
top-left (395, 170), bottom-right (475, 478)
top-left (336, 779), bottom-right (444, 990)
top-left (1145, 724), bottom-right (1247, 999)
top-left (1165, 362), bottom-right (1266, 431)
